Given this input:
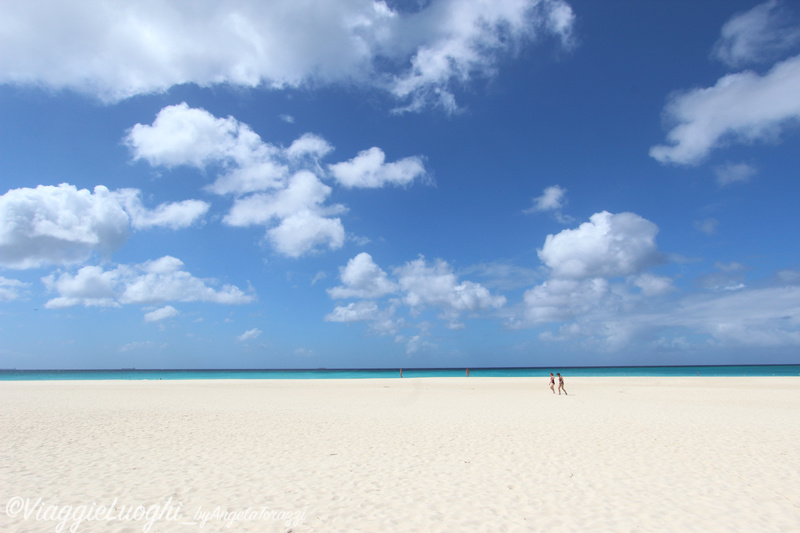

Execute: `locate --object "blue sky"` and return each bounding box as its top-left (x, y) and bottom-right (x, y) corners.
top-left (2, 0), bottom-right (800, 369)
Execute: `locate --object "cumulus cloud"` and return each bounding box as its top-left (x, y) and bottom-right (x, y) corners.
top-left (396, 257), bottom-right (507, 316)
top-left (712, 0), bottom-right (800, 68)
top-left (328, 252), bottom-right (398, 299)
top-left (42, 256), bottom-right (255, 308)
top-left (0, 184), bottom-right (129, 269)
top-left (0, 183), bottom-right (210, 269)
top-left (223, 172), bottom-right (346, 258)
top-left (517, 211), bottom-right (670, 333)
top-left (126, 103), bottom-right (289, 196)
top-left (0, 0), bottom-right (574, 111)
top-left (325, 253), bottom-right (504, 332)
top-left (267, 210), bottom-right (346, 258)
top-left (328, 147), bottom-right (427, 188)
top-left (538, 211), bottom-right (661, 279)
top-left (128, 104), bottom-right (429, 257)
top-left (144, 305), bottom-right (178, 322)
top-left (0, 276), bottom-right (28, 302)
top-left (237, 328), bottom-right (262, 342)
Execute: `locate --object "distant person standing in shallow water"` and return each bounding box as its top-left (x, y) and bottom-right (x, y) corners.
top-left (549, 373), bottom-right (555, 394)
top-left (557, 373), bottom-right (567, 395)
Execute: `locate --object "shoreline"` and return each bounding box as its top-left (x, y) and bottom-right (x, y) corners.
top-left (2, 377), bottom-right (799, 532)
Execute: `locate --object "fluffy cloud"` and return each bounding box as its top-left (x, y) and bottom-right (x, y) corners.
top-left (144, 305), bottom-right (178, 322)
top-left (325, 253), bottom-right (504, 332)
top-left (538, 211), bottom-right (661, 279)
top-left (0, 183), bottom-right (210, 269)
top-left (712, 0), bottom-right (800, 67)
top-left (0, 0), bottom-right (574, 111)
top-left (517, 211), bottom-right (670, 333)
top-left (43, 256), bottom-right (255, 308)
top-left (129, 104), bottom-right (427, 258)
top-left (327, 252), bottom-right (398, 299)
top-left (267, 210), bottom-right (346, 258)
top-left (223, 171), bottom-right (346, 258)
top-left (126, 103), bottom-right (288, 196)
top-left (329, 147), bottom-right (426, 188)
top-left (223, 171), bottom-right (340, 226)
top-left (0, 184), bottom-right (129, 269)
top-left (112, 189), bottom-right (209, 230)
top-left (396, 257), bottom-right (506, 315)
top-left (0, 277), bottom-right (28, 302)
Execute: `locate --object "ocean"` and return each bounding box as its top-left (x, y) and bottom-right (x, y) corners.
top-left (1, 365), bottom-right (799, 381)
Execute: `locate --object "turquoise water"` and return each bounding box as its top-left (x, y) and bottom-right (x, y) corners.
top-left (1, 365), bottom-right (798, 381)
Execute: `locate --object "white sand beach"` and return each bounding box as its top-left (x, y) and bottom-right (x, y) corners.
top-left (1, 377), bottom-right (799, 532)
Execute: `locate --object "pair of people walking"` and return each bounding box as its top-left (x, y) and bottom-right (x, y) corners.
top-left (549, 373), bottom-right (567, 395)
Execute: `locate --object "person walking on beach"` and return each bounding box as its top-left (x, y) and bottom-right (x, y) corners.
top-left (549, 373), bottom-right (555, 394)
top-left (557, 373), bottom-right (567, 395)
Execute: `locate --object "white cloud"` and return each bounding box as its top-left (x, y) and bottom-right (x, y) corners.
top-left (0, 183), bottom-right (211, 270)
top-left (0, 184), bottom-right (129, 269)
top-left (650, 53), bottom-right (800, 165)
top-left (325, 253), bottom-right (504, 332)
top-left (267, 210), bottom-right (346, 258)
top-left (0, 276), bottom-right (28, 302)
top-left (223, 171), bottom-right (340, 226)
top-left (43, 256), bottom-right (255, 308)
top-left (395, 256), bottom-right (506, 327)
top-left (327, 252), bottom-right (398, 299)
top-left (325, 300), bottom-right (381, 322)
top-left (129, 104), bottom-right (430, 258)
top-left (42, 265), bottom-right (122, 308)
top-left (126, 103), bottom-right (289, 196)
top-left (632, 273), bottom-right (673, 296)
top-left (328, 147), bottom-right (427, 188)
top-left (237, 328), bottom-right (262, 342)
top-left (113, 189), bottom-right (209, 229)
top-left (524, 185), bottom-right (566, 213)
top-left (714, 162), bottom-right (757, 186)
top-left (712, 0), bottom-right (800, 67)
top-left (516, 211), bottom-right (671, 332)
top-left (389, 0), bottom-right (576, 113)
top-left (286, 133), bottom-right (334, 161)
top-left (0, 0), bottom-right (574, 111)
top-left (144, 305), bottom-right (178, 322)
top-left (538, 211), bottom-right (661, 279)
top-left (522, 277), bottom-right (610, 324)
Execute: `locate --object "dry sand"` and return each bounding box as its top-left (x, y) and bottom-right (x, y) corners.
top-left (1, 377), bottom-right (799, 532)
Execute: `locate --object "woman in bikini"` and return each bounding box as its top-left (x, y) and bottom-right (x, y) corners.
top-left (549, 373), bottom-right (555, 394)
top-left (557, 373), bottom-right (567, 395)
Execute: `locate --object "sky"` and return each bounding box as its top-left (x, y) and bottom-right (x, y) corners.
top-left (1, 0), bottom-right (800, 369)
